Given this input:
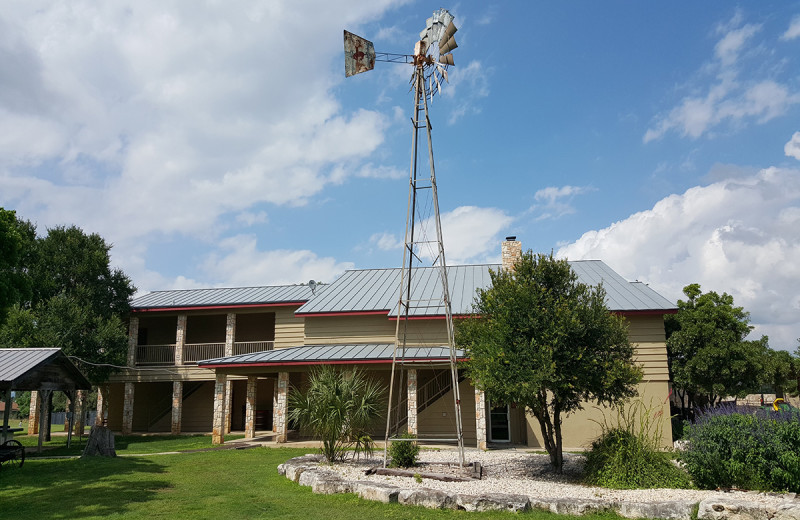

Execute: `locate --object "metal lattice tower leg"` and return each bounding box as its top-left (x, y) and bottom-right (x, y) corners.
top-left (383, 65), bottom-right (464, 468)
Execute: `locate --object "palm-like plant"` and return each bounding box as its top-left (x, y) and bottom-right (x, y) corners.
top-left (288, 366), bottom-right (386, 462)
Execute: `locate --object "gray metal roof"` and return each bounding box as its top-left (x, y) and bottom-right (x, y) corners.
top-left (198, 344), bottom-right (465, 366)
top-left (296, 262), bottom-right (675, 316)
top-left (131, 284), bottom-right (321, 310)
top-left (296, 265), bottom-right (495, 317)
top-left (0, 348), bottom-right (91, 391)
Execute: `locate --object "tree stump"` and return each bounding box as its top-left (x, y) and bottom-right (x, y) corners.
top-left (82, 425), bottom-right (117, 457)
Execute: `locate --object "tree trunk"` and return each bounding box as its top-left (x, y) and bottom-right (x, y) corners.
top-left (82, 425), bottom-right (116, 457)
top-left (553, 408), bottom-right (563, 474)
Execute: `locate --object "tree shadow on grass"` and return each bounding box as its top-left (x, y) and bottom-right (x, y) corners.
top-left (0, 456), bottom-right (169, 519)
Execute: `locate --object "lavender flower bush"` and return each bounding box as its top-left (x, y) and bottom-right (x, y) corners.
top-left (681, 404), bottom-right (800, 492)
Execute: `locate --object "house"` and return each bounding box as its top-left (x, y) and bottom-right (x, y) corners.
top-left (86, 238), bottom-right (676, 449)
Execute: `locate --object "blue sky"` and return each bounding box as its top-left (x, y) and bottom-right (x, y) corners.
top-left (2, 1), bottom-right (799, 349)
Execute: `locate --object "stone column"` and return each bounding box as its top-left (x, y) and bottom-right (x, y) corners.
top-left (245, 376), bottom-right (257, 439)
top-left (275, 372), bottom-right (289, 443)
top-left (171, 381), bottom-right (183, 435)
top-left (406, 369), bottom-right (418, 435)
top-left (122, 382), bottom-right (135, 435)
top-left (272, 379), bottom-right (279, 432)
top-left (224, 313), bottom-right (236, 434)
top-left (73, 389), bottom-right (86, 436)
top-left (212, 374), bottom-right (227, 445)
top-left (28, 390), bottom-right (40, 435)
top-left (95, 386), bottom-right (108, 426)
top-left (475, 387), bottom-right (487, 450)
top-left (175, 314), bottom-right (187, 366)
top-left (127, 316), bottom-right (139, 367)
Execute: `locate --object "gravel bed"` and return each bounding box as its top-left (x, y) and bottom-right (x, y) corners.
top-left (329, 447), bottom-right (798, 505)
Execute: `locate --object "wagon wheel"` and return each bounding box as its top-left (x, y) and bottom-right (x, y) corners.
top-left (1, 440), bottom-right (24, 468)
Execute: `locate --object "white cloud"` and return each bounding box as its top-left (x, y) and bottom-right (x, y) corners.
top-left (785, 132), bottom-right (800, 161)
top-left (558, 165), bottom-right (800, 349)
top-left (443, 60), bottom-right (490, 124)
top-left (781, 16), bottom-right (800, 41)
top-left (415, 206), bottom-right (513, 265)
top-left (369, 232), bottom-right (403, 252)
top-left (644, 15), bottom-right (799, 143)
top-left (0, 0), bottom-right (404, 287)
top-left (529, 185), bottom-right (595, 221)
top-left (201, 235), bottom-right (354, 287)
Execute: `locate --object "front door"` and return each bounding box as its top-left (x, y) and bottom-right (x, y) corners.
top-left (488, 403), bottom-right (511, 442)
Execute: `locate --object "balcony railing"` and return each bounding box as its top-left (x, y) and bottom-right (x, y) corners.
top-left (183, 343), bottom-right (225, 364)
top-left (233, 341), bottom-right (274, 355)
top-left (136, 344), bottom-right (176, 366)
top-left (136, 341), bottom-right (275, 365)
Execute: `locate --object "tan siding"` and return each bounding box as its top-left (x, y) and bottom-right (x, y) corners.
top-left (275, 305), bottom-right (305, 349)
top-left (524, 380), bottom-right (673, 450)
top-left (304, 315), bottom-right (450, 346)
top-left (626, 315), bottom-right (667, 343)
top-left (179, 382), bottom-right (214, 432)
top-left (418, 380), bottom-right (477, 446)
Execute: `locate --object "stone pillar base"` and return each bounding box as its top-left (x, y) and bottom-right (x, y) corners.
top-left (275, 372), bottom-right (289, 443)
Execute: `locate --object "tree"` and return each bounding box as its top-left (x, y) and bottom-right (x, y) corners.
top-left (764, 347), bottom-right (800, 398)
top-left (665, 284), bottom-right (768, 413)
top-left (0, 208), bottom-right (35, 324)
top-left (0, 222), bottom-right (135, 384)
top-left (288, 366), bottom-right (385, 462)
top-left (457, 252), bottom-right (641, 473)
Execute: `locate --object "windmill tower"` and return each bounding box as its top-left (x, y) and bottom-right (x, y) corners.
top-left (344, 9), bottom-right (464, 466)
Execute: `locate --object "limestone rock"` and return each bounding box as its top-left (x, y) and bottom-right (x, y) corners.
top-left (353, 481), bottom-right (401, 503)
top-left (618, 501), bottom-right (697, 520)
top-left (456, 493), bottom-right (531, 513)
top-left (397, 488), bottom-right (457, 509)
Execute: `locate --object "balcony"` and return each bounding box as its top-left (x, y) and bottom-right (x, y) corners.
top-left (135, 341), bottom-right (275, 366)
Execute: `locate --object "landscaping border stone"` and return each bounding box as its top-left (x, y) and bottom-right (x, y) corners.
top-left (278, 455), bottom-right (800, 519)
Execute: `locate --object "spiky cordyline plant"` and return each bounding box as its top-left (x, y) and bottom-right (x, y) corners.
top-left (288, 365), bottom-right (386, 463)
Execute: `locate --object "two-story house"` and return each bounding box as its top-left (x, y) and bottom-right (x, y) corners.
top-left (98, 238), bottom-right (676, 449)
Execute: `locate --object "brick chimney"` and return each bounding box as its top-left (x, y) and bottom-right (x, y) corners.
top-left (501, 236), bottom-right (521, 272)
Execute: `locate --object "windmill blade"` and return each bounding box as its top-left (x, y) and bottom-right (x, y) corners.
top-left (437, 65), bottom-right (448, 83)
top-left (343, 30), bottom-right (376, 77)
top-left (434, 72), bottom-right (442, 95)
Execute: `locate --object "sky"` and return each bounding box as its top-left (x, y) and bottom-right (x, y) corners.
top-left (1, 1), bottom-right (799, 350)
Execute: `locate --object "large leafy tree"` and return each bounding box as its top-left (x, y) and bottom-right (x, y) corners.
top-left (764, 345), bottom-right (800, 399)
top-left (457, 252), bottom-right (641, 473)
top-left (0, 222), bottom-right (136, 383)
top-left (665, 284), bottom-right (768, 413)
top-left (0, 208), bottom-right (36, 323)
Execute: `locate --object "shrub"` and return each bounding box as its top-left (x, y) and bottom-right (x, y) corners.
top-left (288, 366), bottom-right (386, 463)
top-left (584, 400), bottom-right (692, 489)
top-left (681, 404), bottom-right (800, 492)
top-left (389, 432), bottom-right (419, 468)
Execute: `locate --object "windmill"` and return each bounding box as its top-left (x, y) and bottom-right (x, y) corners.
top-left (344, 9), bottom-right (464, 467)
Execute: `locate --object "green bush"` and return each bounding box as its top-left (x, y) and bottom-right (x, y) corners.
top-left (389, 432), bottom-right (419, 468)
top-left (584, 400), bottom-right (692, 489)
top-left (681, 406), bottom-right (800, 492)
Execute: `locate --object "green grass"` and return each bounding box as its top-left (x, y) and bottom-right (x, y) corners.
top-left (16, 433), bottom-right (245, 457)
top-left (0, 446), bottom-right (627, 520)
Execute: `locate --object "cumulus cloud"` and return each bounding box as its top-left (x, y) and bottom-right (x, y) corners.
top-left (201, 235), bottom-right (354, 287)
top-left (528, 185), bottom-right (595, 221)
top-left (369, 232), bottom-right (403, 252)
top-left (444, 60), bottom-right (490, 124)
top-left (785, 132), bottom-right (800, 161)
top-left (644, 15), bottom-right (799, 143)
top-left (558, 165), bottom-right (800, 349)
top-left (0, 0), bottom-right (405, 285)
top-left (412, 206), bottom-right (513, 265)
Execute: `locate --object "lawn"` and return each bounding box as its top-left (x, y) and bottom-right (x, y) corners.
top-left (0, 443), bottom-right (625, 520)
top-left (15, 432), bottom-right (245, 457)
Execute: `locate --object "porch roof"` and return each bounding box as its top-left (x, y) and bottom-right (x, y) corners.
top-left (130, 283), bottom-right (321, 311)
top-left (0, 348), bottom-right (91, 392)
top-left (197, 344), bottom-right (466, 367)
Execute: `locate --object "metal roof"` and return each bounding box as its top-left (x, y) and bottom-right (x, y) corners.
top-left (198, 343), bottom-right (464, 366)
top-left (296, 265), bottom-right (494, 317)
top-left (296, 262), bottom-right (675, 316)
top-left (0, 348), bottom-right (91, 391)
top-left (131, 284), bottom-right (320, 310)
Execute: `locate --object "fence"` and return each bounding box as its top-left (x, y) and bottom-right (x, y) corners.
top-left (50, 411), bottom-right (97, 426)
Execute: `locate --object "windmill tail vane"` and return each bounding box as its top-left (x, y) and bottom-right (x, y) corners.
top-left (344, 8), bottom-right (457, 99)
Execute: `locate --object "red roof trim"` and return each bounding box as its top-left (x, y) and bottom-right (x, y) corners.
top-left (616, 309), bottom-right (678, 316)
top-left (131, 302), bottom-right (306, 313)
top-left (204, 357), bottom-right (467, 368)
top-left (389, 314), bottom-right (472, 321)
top-left (297, 310), bottom-right (389, 317)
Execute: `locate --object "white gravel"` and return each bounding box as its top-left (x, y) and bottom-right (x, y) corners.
top-left (329, 447), bottom-right (798, 505)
